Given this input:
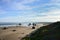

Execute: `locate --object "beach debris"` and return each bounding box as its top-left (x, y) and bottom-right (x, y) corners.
top-left (2, 27), bottom-right (8, 30)
top-left (32, 26), bottom-right (35, 29)
top-left (21, 33), bottom-right (24, 34)
top-left (12, 30), bottom-right (16, 32)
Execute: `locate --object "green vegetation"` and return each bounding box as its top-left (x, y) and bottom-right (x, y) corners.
top-left (21, 21), bottom-right (60, 40)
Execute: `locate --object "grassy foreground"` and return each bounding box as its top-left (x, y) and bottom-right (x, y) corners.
top-left (21, 21), bottom-right (60, 40)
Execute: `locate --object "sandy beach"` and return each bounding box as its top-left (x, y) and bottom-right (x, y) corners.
top-left (0, 24), bottom-right (43, 40)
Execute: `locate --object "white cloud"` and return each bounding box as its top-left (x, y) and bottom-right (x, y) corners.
top-left (21, 0), bottom-right (36, 4)
top-left (51, 0), bottom-right (60, 3)
top-left (11, 3), bottom-right (33, 10)
top-left (30, 16), bottom-right (59, 22)
top-left (0, 0), bottom-right (60, 22)
top-left (1, 0), bottom-right (37, 10)
top-left (45, 9), bottom-right (60, 16)
top-left (0, 14), bottom-right (59, 22)
top-left (0, 9), bottom-right (60, 22)
top-left (34, 9), bottom-right (60, 22)
top-left (2, 0), bottom-right (36, 4)
top-left (49, 0), bottom-right (60, 5)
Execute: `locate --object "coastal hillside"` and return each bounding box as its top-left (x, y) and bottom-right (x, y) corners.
top-left (22, 21), bottom-right (60, 40)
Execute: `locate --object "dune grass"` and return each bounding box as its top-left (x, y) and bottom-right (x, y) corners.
top-left (21, 22), bottom-right (60, 40)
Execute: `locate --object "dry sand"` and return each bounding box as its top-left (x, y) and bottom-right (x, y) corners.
top-left (0, 25), bottom-right (43, 40)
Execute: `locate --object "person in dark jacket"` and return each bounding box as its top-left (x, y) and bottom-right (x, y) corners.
top-left (28, 23), bottom-right (31, 26)
top-left (32, 23), bottom-right (36, 29)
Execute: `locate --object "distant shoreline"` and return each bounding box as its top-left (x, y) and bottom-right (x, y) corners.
top-left (0, 22), bottom-right (52, 27)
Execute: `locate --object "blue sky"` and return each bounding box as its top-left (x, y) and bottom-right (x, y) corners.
top-left (0, 0), bottom-right (60, 22)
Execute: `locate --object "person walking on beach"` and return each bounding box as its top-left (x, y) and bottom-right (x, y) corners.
top-left (28, 23), bottom-right (31, 26)
top-left (19, 23), bottom-right (22, 26)
top-left (32, 23), bottom-right (36, 29)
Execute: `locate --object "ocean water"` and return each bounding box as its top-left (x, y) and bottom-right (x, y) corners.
top-left (0, 22), bottom-right (52, 27)
top-left (0, 23), bottom-right (17, 27)
top-left (0, 22), bottom-right (33, 27)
